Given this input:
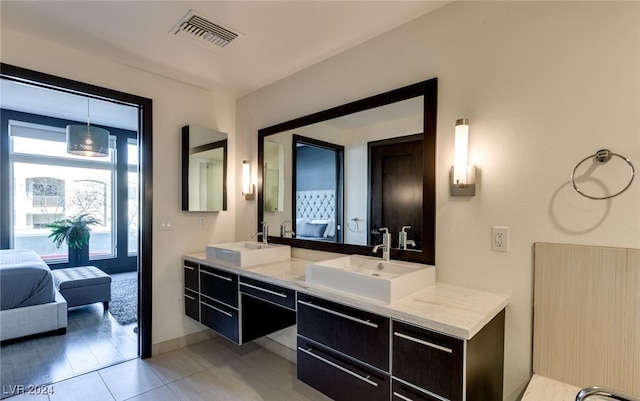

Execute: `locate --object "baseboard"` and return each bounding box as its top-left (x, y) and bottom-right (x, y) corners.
top-left (151, 330), bottom-right (215, 356)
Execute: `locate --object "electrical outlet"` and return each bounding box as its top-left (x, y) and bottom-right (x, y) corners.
top-left (491, 226), bottom-right (510, 252)
top-left (198, 217), bottom-right (205, 229)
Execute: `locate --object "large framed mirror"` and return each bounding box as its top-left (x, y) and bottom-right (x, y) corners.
top-left (182, 125), bottom-right (228, 212)
top-left (258, 78), bottom-right (437, 264)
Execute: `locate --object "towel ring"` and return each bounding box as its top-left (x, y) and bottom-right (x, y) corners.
top-left (571, 149), bottom-right (635, 200)
top-left (347, 218), bottom-right (360, 232)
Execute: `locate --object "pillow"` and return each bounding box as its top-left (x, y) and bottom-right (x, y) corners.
top-left (298, 222), bottom-right (328, 238)
top-left (296, 218), bottom-right (309, 233)
top-left (311, 219), bottom-right (335, 237)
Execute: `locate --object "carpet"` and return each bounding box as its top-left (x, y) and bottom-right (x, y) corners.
top-left (109, 277), bottom-right (138, 325)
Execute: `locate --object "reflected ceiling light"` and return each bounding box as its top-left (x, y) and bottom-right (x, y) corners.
top-left (450, 118), bottom-right (476, 196)
top-left (66, 99), bottom-right (109, 157)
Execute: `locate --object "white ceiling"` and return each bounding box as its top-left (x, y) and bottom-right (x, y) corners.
top-left (1, 1), bottom-right (448, 97)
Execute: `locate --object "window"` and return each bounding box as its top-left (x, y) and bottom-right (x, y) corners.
top-left (127, 139), bottom-right (139, 256)
top-left (10, 121), bottom-right (115, 261)
top-left (4, 114), bottom-right (138, 269)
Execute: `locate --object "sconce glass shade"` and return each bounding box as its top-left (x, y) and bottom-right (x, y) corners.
top-left (66, 124), bottom-right (109, 157)
top-left (451, 118), bottom-right (476, 196)
top-left (453, 118), bottom-right (469, 185)
top-left (242, 160), bottom-right (254, 199)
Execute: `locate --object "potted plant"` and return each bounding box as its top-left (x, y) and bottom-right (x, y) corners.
top-left (48, 213), bottom-right (101, 267)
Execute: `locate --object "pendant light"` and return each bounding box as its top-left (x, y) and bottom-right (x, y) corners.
top-left (66, 99), bottom-right (109, 157)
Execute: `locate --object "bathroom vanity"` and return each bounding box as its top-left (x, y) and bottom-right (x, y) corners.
top-left (183, 253), bottom-right (509, 401)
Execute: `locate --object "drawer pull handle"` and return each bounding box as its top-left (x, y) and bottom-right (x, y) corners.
top-left (240, 282), bottom-right (287, 298)
top-left (201, 301), bottom-right (233, 317)
top-left (184, 294), bottom-right (196, 300)
top-left (393, 332), bottom-right (453, 354)
top-left (297, 347), bottom-right (378, 388)
top-left (184, 265), bottom-right (195, 271)
top-left (201, 270), bottom-right (233, 282)
top-left (393, 392), bottom-right (414, 401)
top-left (298, 300), bottom-right (378, 328)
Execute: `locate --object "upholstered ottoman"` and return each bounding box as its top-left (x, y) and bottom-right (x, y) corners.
top-left (51, 266), bottom-right (111, 310)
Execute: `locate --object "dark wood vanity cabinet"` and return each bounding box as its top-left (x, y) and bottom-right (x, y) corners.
top-left (183, 260), bottom-right (199, 321)
top-left (297, 336), bottom-right (390, 401)
top-left (183, 259), bottom-right (296, 345)
top-left (297, 293), bottom-right (391, 401)
top-left (199, 264), bottom-right (238, 308)
top-left (197, 264), bottom-right (240, 343)
top-left (392, 309), bottom-right (506, 401)
top-left (297, 293), bottom-right (390, 371)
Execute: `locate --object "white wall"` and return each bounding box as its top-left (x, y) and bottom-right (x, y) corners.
top-left (1, 29), bottom-right (238, 345)
top-left (236, 2), bottom-right (640, 400)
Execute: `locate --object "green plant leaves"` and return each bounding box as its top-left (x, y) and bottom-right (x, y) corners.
top-left (47, 213), bottom-right (101, 249)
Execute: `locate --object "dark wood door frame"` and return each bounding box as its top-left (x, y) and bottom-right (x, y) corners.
top-left (0, 63), bottom-right (153, 359)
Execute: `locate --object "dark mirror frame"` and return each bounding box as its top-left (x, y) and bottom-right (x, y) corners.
top-left (258, 78), bottom-right (437, 265)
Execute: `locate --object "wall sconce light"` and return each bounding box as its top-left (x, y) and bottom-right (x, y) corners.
top-left (242, 160), bottom-right (254, 200)
top-left (450, 118), bottom-right (476, 196)
top-left (66, 99), bottom-right (109, 157)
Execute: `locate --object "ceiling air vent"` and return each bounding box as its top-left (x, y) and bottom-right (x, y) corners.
top-left (171, 10), bottom-right (240, 49)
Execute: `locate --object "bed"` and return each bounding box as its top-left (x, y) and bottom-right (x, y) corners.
top-left (296, 189), bottom-right (337, 241)
top-left (0, 249), bottom-right (67, 341)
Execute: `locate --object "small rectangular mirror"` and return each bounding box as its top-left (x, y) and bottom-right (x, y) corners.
top-left (182, 125), bottom-right (227, 212)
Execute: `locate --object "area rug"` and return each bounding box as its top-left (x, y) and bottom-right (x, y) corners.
top-left (109, 277), bottom-right (138, 325)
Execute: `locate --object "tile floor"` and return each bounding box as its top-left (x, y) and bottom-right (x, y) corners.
top-left (3, 337), bottom-right (331, 401)
top-left (0, 272), bottom-right (138, 399)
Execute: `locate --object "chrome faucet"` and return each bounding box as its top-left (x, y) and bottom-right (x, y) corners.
top-left (398, 226), bottom-right (416, 250)
top-left (280, 220), bottom-right (295, 237)
top-left (251, 221), bottom-right (269, 244)
top-left (372, 227), bottom-right (391, 261)
top-left (576, 386), bottom-right (640, 401)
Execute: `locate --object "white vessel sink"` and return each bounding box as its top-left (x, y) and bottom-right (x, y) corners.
top-left (205, 242), bottom-right (291, 267)
top-left (305, 255), bottom-right (435, 303)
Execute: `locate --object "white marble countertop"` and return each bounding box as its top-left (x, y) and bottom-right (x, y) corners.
top-left (521, 374), bottom-right (581, 401)
top-left (184, 253), bottom-right (510, 340)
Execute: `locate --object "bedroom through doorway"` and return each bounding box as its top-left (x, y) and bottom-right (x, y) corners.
top-left (0, 65), bottom-right (152, 399)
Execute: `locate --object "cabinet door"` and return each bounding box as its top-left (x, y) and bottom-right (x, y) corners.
top-left (184, 260), bottom-right (199, 291)
top-left (184, 288), bottom-right (199, 321)
top-left (297, 293), bottom-right (389, 371)
top-left (297, 336), bottom-right (390, 401)
top-left (392, 380), bottom-right (442, 401)
top-left (200, 296), bottom-right (239, 343)
top-left (392, 321), bottom-right (464, 401)
top-left (199, 264), bottom-right (238, 307)
top-left (239, 276), bottom-right (296, 310)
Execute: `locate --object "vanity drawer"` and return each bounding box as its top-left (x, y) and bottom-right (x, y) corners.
top-left (297, 336), bottom-right (390, 401)
top-left (239, 276), bottom-right (296, 310)
top-left (200, 295), bottom-right (239, 343)
top-left (184, 288), bottom-right (199, 321)
top-left (392, 380), bottom-right (442, 401)
top-left (297, 293), bottom-right (389, 371)
top-left (184, 260), bottom-right (199, 291)
top-left (199, 264), bottom-right (238, 307)
top-left (392, 321), bottom-right (464, 401)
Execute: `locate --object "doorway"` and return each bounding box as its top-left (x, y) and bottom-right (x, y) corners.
top-left (0, 64), bottom-right (152, 391)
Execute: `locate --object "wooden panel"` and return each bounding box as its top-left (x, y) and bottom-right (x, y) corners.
top-left (629, 249), bottom-right (640, 396)
top-left (533, 243), bottom-right (639, 396)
